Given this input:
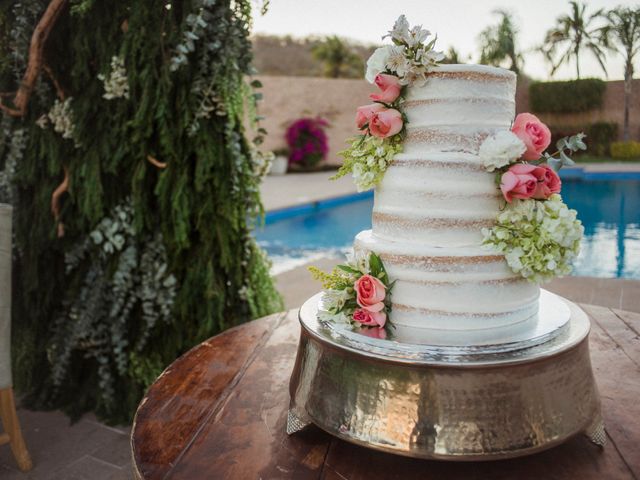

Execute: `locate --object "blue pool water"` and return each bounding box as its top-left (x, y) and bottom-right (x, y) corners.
top-left (255, 178), bottom-right (640, 279)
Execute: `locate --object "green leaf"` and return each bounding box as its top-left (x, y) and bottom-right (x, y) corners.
top-left (337, 264), bottom-right (360, 275)
top-left (369, 252), bottom-right (383, 276)
top-left (250, 79), bottom-right (263, 88)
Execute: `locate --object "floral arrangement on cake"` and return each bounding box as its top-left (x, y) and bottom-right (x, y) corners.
top-left (285, 117), bottom-right (330, 169)
top-left (309, 250), bottom-right (394, 338)
top-left (479, 113), bottom-right (585, 283)
top-left (332, 16), bottom-right (444, 191)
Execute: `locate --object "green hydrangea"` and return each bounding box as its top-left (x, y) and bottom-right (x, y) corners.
top-left (332, 135), bottom-right (403, 191)
top-left (482, 195), bottom-right (583, 283)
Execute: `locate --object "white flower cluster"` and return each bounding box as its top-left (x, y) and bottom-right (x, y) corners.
top-left (250, 147), bottom-right (274, 180)
top-left (40, 98), bottom-right (77, 143)
top-left (482, 195), bottom-right (584, 283)
top-left (98, 56), bottom-right (130, 100)
top-left (365, 15), bottom-right (444, 85)
top-left (479, 130), bottom-right (526, 172)
top-left (335, 135), bottom-right (402, 192)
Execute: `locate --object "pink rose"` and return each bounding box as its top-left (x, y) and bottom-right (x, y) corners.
top-left (355, 103), bottom-right (385, 130)
top-left (511, 113), bottom-right (551, 161)
top-left (359, 326), bottom-right (387, 339)
top-left (532, 164), bottom-right (562, 199)
top-left (354, 274), bottom-right (386, 312)
top-left (500, 163), bottom-right (540, 202)
top-left (370, 73), bottom-right (401, 103)
top-left (369, 109), bottom-right (403, 138)
top-left (353, 308), bottom-right (387, 328)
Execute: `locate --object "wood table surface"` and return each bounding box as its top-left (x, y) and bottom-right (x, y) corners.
top-left (131, 304), bottom-right (640, 479)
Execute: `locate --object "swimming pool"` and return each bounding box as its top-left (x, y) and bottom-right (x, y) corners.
top-left (255, 177), bottom-right (640, 279)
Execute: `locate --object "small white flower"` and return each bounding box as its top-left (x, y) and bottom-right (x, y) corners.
top-left (406, 25), bottom-right (431, 48)
top-left (322, 289), bottom-right (351, 312)
top-left (317, 309), bottom-right (351, 325)
top-left (385, 45), bottom-right (410, 76)
top-left (35, 114), bottom-right (49, 129)
top-left (346, 248), bottom-right (370, 273)
top-left (479, 130), bottom-right (526, 172)
top-left (99, 56), bottom-right (130, 100)
top-left (365, 46), bottom-right (394, 83)
top-left (385, 15), bottom-right (410, 43)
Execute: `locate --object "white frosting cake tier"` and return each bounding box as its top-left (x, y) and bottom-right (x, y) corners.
top-left (356, 64), bottom-right (541, 346)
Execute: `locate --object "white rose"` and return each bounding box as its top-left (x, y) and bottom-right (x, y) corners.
top-left (365, 46), bottom-right (393, 83)
top-left (479, 130), bottom-right (526, 172)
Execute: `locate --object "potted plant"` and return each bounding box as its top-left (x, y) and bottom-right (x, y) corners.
top-left (269, 148), bottom-right (289, 175)
top-left (285, 117), bottom-right (329, 171)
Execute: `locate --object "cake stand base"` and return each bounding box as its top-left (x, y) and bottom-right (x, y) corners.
top-left (287, 290), bottom-right (604, 461)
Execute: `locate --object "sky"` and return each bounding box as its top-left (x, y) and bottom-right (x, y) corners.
top-left (252, 0), bottom-right (634, 81)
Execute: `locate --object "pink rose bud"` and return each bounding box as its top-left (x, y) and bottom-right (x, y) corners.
top-left (369, 73), bottom-right (402, 104)
top-left (511, 113), bottom-right (552, 161)
top-left (500, 163), bottom-right (539, 203)
top-left (354, 274), bottom-right (386, 312)
top-left (355, 103), bottom-right (385, 130)
top-left (369, 108), bottom-right (403, 138)
top-left (353, 308), bottom-right (387, 328)
top-left (532, 164), bottom-right (562, 199)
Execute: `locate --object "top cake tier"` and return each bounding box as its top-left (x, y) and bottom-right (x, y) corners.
top-left (372, 64), bottom-right (517, 248)
top-left (404, 64), bottom-right (516, 139)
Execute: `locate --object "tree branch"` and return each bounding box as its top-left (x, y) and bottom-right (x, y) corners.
top-left (146, 155), bottom-right (167, 169)
top-left (51, 165), bottom-right (69, 238)
top-left (0, 0), bottom-right (68, 117)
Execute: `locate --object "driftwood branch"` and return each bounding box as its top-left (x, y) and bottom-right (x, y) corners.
top-left (146, 155), bottom-right (167, 169)
top-left (43, 64), bottom-right (65, 100)
top-left (51, 165), bottom-right (69, 238)
top-left (0, 0), bottom-right (68, 117)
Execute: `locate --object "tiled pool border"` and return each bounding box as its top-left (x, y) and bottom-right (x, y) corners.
top-left (265, 190), bottom-right (373, 224)
top-left (264, 169), bottom-right (640, 223)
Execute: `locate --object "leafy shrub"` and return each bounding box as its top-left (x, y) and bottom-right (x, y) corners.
top-left (587, 122), bottom-right (618, 156)
top-left (529, 79), bottom-right (606, 113)
top-left (549, 123), bottom-right (618, 157)
top-left (611, 141), bottom-right (640, 159)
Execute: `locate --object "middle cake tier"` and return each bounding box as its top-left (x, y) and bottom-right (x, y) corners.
top-left (354, 230), bottom-right (541, 346)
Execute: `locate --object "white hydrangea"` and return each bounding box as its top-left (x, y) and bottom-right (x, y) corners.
top-left (351, 162), bottom-right (376, 192)
top-left (98, 55), bottom-right (130, 100)
top-left (482, 195), bottom-right (583, 283)
top-left (479, 130), bottom-right (526, 172)
top-left (365, 45), bottom-right (394, 83)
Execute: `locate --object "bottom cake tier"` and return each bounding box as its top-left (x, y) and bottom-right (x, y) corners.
top-left (354, 229), bottom-right (541, 346)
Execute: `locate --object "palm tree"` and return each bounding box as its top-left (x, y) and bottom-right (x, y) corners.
top-left (542, 1), bottom-right (607, 79)
top-left (600, 6), bottom-right (640, 141)
top-left (311, 36), bottom-right (363, 79)
top-left (478, 10), bottom-right (524, 74)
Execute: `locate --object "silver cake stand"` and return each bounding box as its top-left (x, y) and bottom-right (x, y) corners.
top-left (287, 289), bottom-right (605, 461)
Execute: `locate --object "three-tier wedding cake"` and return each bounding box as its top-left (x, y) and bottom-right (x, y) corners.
top-left (354, 64), bottom-right (539, 346)
top-left (311, 14), bottom-right (583, 349)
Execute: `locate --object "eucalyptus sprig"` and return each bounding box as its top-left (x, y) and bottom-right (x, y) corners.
top-left (543, 133), bottom-right (587, 171)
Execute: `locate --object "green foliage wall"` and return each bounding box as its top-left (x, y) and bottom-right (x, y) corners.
top-left (0, 0), bottom-right (281, 423)
top-left (529, 79), bottom-right (606, 113)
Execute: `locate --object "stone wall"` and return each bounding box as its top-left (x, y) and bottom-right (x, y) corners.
top-left (256, 75), bottom-right (639, 165)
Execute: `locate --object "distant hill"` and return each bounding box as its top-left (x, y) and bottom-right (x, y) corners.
top-left (251, 34), bottom-right (376, 78)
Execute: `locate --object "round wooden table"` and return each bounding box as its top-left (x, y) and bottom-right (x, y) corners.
top-left (131, 306), bottom-right (640, 479)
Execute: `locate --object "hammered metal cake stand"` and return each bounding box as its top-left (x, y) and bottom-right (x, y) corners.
top-left (287, 289), bottom-right (605, 461)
